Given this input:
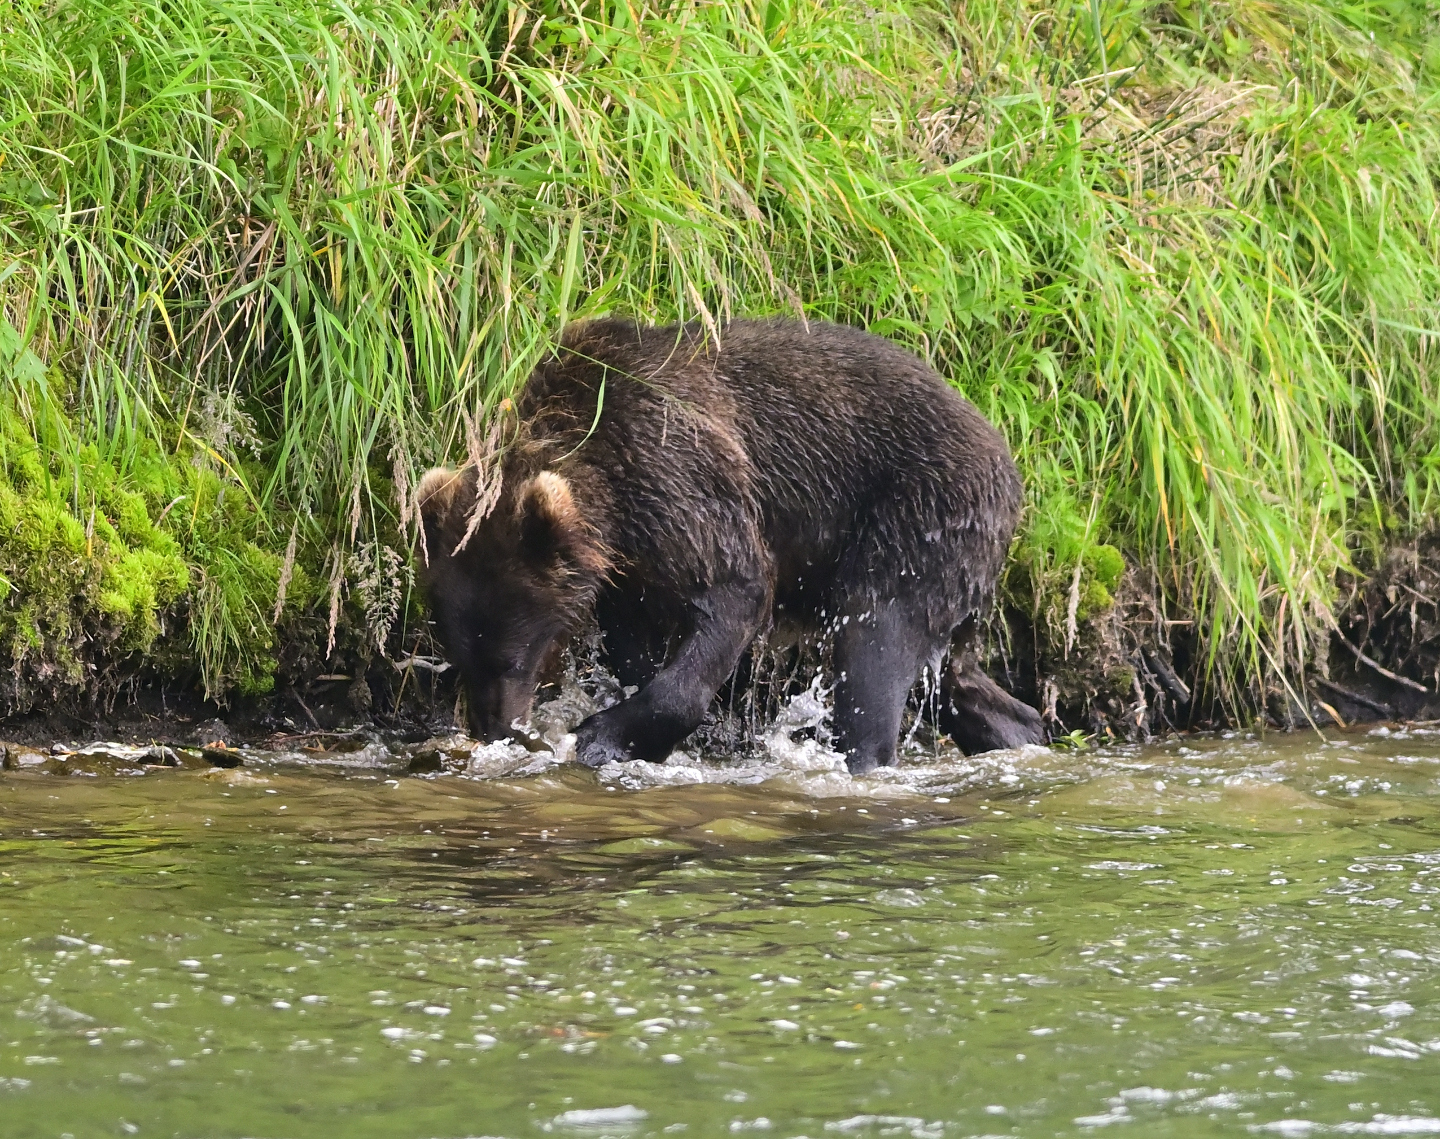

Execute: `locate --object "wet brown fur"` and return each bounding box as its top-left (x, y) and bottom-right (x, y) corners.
top-left (419, 317), bottom-right (1042, 769)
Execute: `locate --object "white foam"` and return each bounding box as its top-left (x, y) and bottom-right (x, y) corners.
top-left (438, 670), bottom-right (1055, 798)
top-left (464, 740), bottom-right (567, 780)
top-left (1252, 1120), bottom-right (1440, 1136)
top-left (552, 1106), bottom-right (648, 1127)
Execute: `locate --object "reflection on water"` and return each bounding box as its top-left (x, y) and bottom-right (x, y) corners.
top-left (2, 722), bottom-right (1440, 1138)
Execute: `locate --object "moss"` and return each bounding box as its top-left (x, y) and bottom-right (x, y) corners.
top-left (12, 497), bottom-right (85, 559)
top-left (10, 605), bottom-right (43, 653)
top-left (1083, 545), bottom-right (1125, 592)
top-left (1010, 497), bottom-right (1127, 615)
top-left (1076, 578), bottom-right (1115, 622)
top-left (79, 445), bottom-right (175, 552)
top-left (280, 561), bottom-right (319, 612)
top-left (1073, 545), bottom-right (1126, 620)
top-left (97, 545), bottom-right (190, 650)
top-left (0, 484), bottom-right (21, 532)
top-left (0, 398), bottom-right (291, 710)
top-left (0, 410), bottom-right (47, 488)
top-left (1105, 665), bottom-right (1137, 694)
top-left (125, 445), bottom-right (182, 507)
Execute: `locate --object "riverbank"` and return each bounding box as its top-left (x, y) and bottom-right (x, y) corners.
top-left (2, 0), bottom-right (1439, 731)
top-left (3, 535), bottom-right (1440, 758)
top-left (999, 528), bottom-right (1440, 741)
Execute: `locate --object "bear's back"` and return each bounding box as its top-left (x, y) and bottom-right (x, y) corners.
top-left (520, 317), bottom-right (1019, 617)
top-left (543, 316), bottom-right (1015, 518)
top-left (707, 318), bottom-right (1012, 508)
top-left (539, 316), bottom-right (1010, 476)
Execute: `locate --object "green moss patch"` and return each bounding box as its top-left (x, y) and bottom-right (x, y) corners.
top-left (0, 403), bottom-right (297, 711)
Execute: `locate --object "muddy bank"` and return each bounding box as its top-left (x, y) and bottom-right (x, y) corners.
top-left (996, 530), bottom-right (1440, 741)
top-left (6, 533), bottom-right (1440, 754)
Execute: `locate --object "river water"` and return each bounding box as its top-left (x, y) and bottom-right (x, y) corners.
top-left (2, 717), bottom-right (1439, 1138)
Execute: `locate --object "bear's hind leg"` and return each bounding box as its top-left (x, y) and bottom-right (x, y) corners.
top-left (937, 618), bottom-right (1045, 754)
top-left (575, 576), bottom-right (770, 767)
top-left (937, 656), bottom-right (1045, 753)
top-left (832, 600), bottom-right (947, 775)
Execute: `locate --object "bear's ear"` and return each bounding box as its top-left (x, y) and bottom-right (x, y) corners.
top-left (416, 467), bottom-right (468, 526)
top-left (518, 472), bottom-right (606, 575)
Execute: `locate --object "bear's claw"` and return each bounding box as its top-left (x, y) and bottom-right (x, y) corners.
top-left (574, 722), bottom-right (632, 768)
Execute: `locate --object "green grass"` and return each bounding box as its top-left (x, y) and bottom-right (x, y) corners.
top-left (1, 0), bottom-right (1439, 716)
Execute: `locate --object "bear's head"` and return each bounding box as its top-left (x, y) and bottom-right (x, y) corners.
top-left (416, 465), bottom-right (608, 741)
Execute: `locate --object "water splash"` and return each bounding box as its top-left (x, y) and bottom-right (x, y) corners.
top-left (437, 669), bottom-right (1054, 800)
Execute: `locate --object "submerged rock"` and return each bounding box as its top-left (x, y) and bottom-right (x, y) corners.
top-left (199, 745), bottom-right (243, 768)
top-left (42, 743), bottom-right (177, 776)
top-left (15, 994), bottom-right (96, 1028)
top-left (203, 767), bottom-right (270, 786)
top-left (3, 740), bottom-right (227, 775)
top-left (407, 733), bottom-right (477, 775)
top-left (1, 744), bottom-right (50, 770)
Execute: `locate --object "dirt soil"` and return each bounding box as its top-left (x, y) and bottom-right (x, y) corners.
top-left (992, 531), bottom-right (1440, 743)
top-left (7, 534), bottom-right (1440, 752)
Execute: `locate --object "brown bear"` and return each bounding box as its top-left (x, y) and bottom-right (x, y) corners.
top-left (417, 317), bottom-right (1043, 773)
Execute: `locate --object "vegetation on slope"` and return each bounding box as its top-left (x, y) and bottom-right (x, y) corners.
top-left (1, 0), bottom-right (1438, 726)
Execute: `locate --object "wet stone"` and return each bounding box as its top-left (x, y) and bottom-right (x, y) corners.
top-left (1, 744), bottom-right (50, 770)
top-left (15, 994), bottom-right (95, 1028)
top-left (253, 736), bottom-right (404, 771)
top-left (0, 741), bottom-right (234, 776)
top-left (202, 767), bottom-right (270, 786)
top-left (199, 745), bottom-right (243, 768)
top-left (30, 743), bottom-right (191, 777)
top-left (593, 836), bottom-right (695, 855)
top-left (695, 817), bottom-right (793, 842)
top-left (407, 734), bottom-right (477, 776)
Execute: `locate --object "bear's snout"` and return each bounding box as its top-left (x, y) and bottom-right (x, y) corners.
top-left (464, 677), bottom-right (535, 744)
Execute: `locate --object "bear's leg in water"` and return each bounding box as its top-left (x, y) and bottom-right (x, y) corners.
top-left (832, 600), bottom-right (949, 775)
top-left (937, 618), bottom-right (1046, 753)
top-left (575, 576), bottom-right (770, 767)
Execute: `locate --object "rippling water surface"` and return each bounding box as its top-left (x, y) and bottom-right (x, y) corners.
top-left (3, 720), bottom-right (1440, 1138)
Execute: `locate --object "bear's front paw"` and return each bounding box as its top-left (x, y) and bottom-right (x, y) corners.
top-left (574, 719), bottom-right (632, 768)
